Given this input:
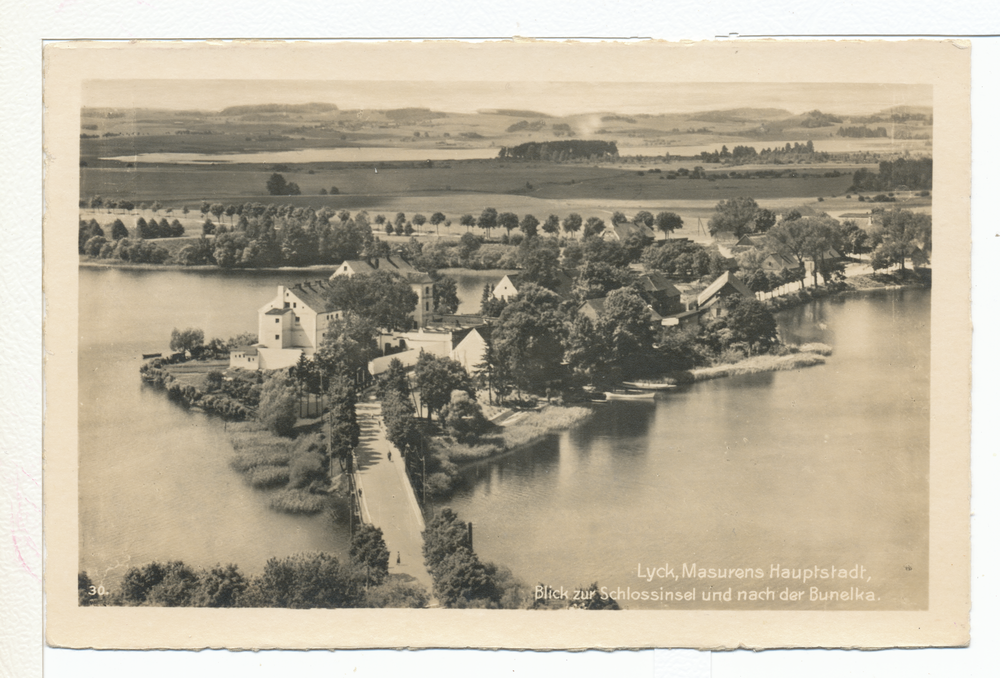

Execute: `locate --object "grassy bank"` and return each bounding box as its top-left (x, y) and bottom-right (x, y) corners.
top-left (688, 345), bottom-right (831, 383)
top-left (420, 404), bottom-right (594, 498)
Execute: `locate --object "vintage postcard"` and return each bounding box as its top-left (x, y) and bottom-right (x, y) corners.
top-left (44, 39), bottom-right (970, 649)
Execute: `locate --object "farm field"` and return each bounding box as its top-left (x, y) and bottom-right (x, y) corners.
top-left (81, 159), bottom-right (858, 205)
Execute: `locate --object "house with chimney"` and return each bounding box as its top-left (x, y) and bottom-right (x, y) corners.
top-left (491, 270), bottom-right (574, 301)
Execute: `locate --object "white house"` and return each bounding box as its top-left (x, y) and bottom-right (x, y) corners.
top-left (229, 280), bottom-right (345, 371)
top-left (332, 256), bottom-right (436, 327)
top-left (490, 270), bottom-right (574, 301)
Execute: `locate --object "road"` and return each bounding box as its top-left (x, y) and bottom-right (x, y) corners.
top-left (353, 399), bottom-right (434, 592)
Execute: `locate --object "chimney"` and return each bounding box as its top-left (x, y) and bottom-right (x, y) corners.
top-left (277, 284), bottom-right (285, 305)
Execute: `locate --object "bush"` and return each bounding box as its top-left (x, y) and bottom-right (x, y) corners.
top-left (363, 579), bottom-right (429, 608)
top-left (257, 374), bottom-right (298, 436)
top-left (268, 488), bottom-right (328, 514)
top-left (288, 451), bottom-right (326, 488)
top-left (246, 465), bottom-right (291, 488)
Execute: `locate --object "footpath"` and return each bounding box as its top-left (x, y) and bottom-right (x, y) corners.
top-left (353, 400), bottom-right (435, 593)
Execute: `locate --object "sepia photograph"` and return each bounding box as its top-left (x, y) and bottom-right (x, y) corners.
top-left (43, 40), bottom-right (970, 649)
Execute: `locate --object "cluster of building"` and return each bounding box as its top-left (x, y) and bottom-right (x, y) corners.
top-left (228, 255), bottom-right (755, 377)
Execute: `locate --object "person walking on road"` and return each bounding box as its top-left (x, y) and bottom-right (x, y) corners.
top-left (388, 451), bottom-right (392, 462)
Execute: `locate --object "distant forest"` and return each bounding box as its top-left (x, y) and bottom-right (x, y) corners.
top-left (851, 157), bottom-right (932, 192)
top-left (837, 126), bottom-right (889, 138)
top-left (498, 140), bottom-right (619, 161)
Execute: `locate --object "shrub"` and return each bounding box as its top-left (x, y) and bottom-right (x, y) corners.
top-left (268, 488), bottom-right (328, 514)
top-left (288, 451), bottom-right (326, 488)
top-left (246, 465), bottom-right (291, 488)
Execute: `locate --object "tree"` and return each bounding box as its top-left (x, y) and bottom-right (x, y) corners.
top-left (573, 261), bottom-right (635, 300)
top-left (192, 563), bottom-right (248, 607)
top-left (315, 313), bottom-right (378, 379)
top-left (350, 525), bottom-right (390, 586)
top-left (210, 203), bottom-right (225, 221)
top-left (110, 218), bottom-right (129, 240)
top-left (412, 213), bottom-right (427, 230)
top-left (583, 217), bottom-right (606, 238)
top-left (752, 208), bottom-right (776, 234)
top-left (202, 218), bottom-right (216, 236)
top-left (119, 561), bottom-right (199, 607)
top-left (83, 235), bottom-right (107, 257)
top-left (432, 276), bottom-right (460, 314)
top-left (326, 374), bottom-right (360, 460)
top-left (250, 552), bottom-right (363, 608)
top-left (169, 327), bottom-right (204, 353)
top-left (498, 211), bottom-right (519, 237)
top-left (708, 197), bottom-right (765, 238)
top-left (441, 390), bottom-right (489, 443)
top-left (611, 211), bottom-right (628, 226)
top-left (654, 211), bottom-right (683, 236)
top-left (324, 270), bottom-right (418, 331)
top-left (457, 231), bottom-right (481, 264)
top-left (459, 213), bottom-right (475, 231)
top-left (492, 285), bottom-right (567, 395)
top-left (542, 214), bottom-right (560, 235)
top-left (632, 211), bottom-right (655, 229)
top-left (414, 353), bottom-right (474, 420)
top-left (169, 219), bottom-right (185, 237)
top-left (562, 212), bottom-right (582, 238)
top-left (516, 237), bottom-right (562, 290)
top-left (519, 213), bottom-right (539, 239)
top-left (266, 173), bottom-right (300, 196)
top-left (802, 216), bottom-right (844, 286)
top-left (724, 295), bottom-right (778, 354)
top-left (870, 208), bottom-right (931, 271)
top-left (477, 207), bottom-right (498, 239)
top-left (593, 287), bottom-right (658, 381)
top-left (765, 218), bottom-right (812, 288)
top-left (376, 357), bottom-right (410, 400)
top-left (257, 373), bottom-right (298, 436)
top-left (430, 212), bottom-right (447, 233)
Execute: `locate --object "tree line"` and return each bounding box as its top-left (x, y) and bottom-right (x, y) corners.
top-left (78, 526), bottom-right (430, 608)
top-left (497, 139), bottom-right (619, 161)
top-left (850, 157), bottom-right (932, 192)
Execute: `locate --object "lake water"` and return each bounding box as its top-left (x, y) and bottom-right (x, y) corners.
top-left (103, 137), bottom-right (930, 165)
top-left (432, 288), bottom-right (930, 610)
top-left (78, 267), bottom-right (929, 609)
top-left (78, 266), bottom-right (497, 588)
top-left (102, 147), bottom-right (498, 165)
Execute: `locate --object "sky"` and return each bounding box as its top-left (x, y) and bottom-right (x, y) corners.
top-left (83, 80), bottom-right (932, 117)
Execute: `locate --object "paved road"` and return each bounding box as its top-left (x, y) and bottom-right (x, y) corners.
top-left (354, 400), bottom-right (434, 592)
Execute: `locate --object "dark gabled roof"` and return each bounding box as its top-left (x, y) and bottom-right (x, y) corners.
top-left (612, 221), bottom-right (656, 241)
top-left (265, 307), bottom-right (292, 316)
top-left (339, 256), bottom-right (434, 284)
top-left (505, 270), bottom-right (574, 299)
top-left (697, 271), bottom-right (753, 307)
top-left (579, 295), bottom-right (662, 321)
top-left (231, 346), bottom-right (258, 356)
top-left (763, 252), bottom-right (799, 267)
top-left (287, 280), bottom-right (341, 313)
top-left (636, 272), bottom-right (680, 297)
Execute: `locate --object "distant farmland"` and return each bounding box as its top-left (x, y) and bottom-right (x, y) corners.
top-left (81, 159), bottom-right (855, 206)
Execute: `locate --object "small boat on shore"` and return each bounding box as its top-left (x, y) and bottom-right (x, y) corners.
top-left (605, 390), bottom-right (656, 401)
top-left (622, 381), bottom-right (677, 391)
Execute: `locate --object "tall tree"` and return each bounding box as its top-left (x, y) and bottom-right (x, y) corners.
top-left (477, 207), bottom-right (498, 239)
top-left (492, 285), bottom-right (567, 395)
top-left (519, 214), bottom-right (540, 239)
top-left (654, 211), bottom-right (683, 236)
top-left (324, 270), bottom-right (418, 331)
top-left (350, 525), bottom-right (390, 586)
top-left (498, 211), bottom-right (519, 237)
top-left (708, 197), bottom-right (765, 238)
top-left (562, 213), bottom-right (582, 238)
top-left (414, 353), bottom-right (474, 420)
top-left (542, 214), bottom-right (560, 235)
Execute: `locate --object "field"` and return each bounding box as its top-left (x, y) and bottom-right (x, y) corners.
top-left (79, 103), bottom-right (932, 252)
